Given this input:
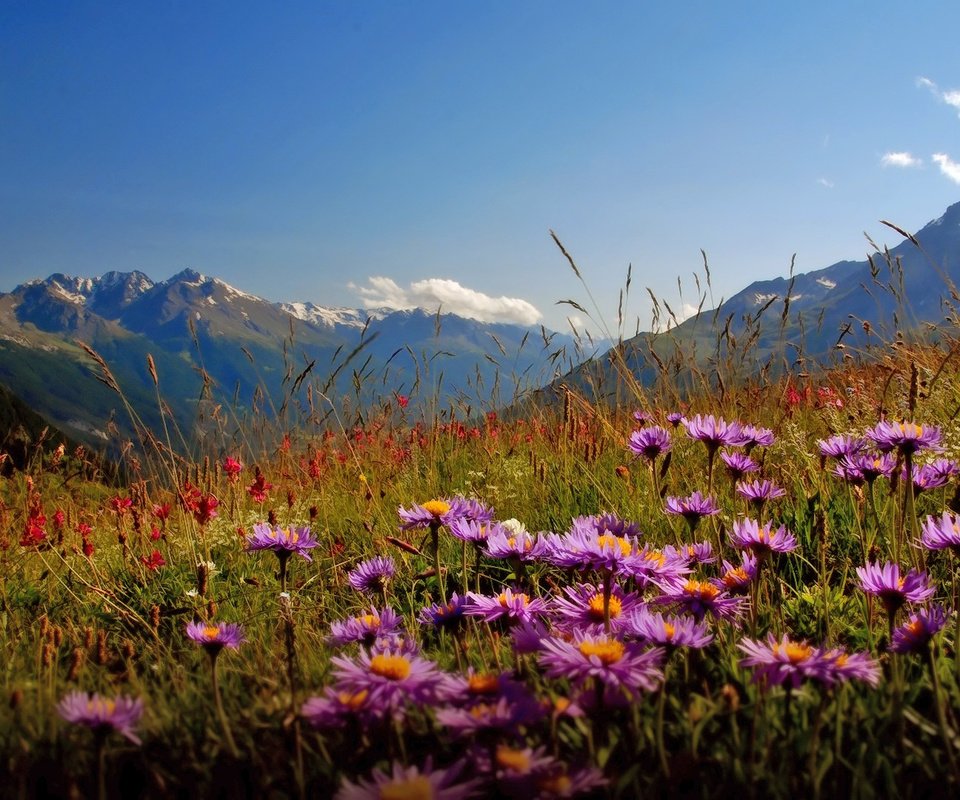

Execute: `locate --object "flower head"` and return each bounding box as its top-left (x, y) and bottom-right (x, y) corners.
top-left (58, 691), bottom-right (144, 744)
top-left (920, 512), bottom-right (960, 553)
top-left (330, 647), bottom-right (441, 710)
top-left (465, 588), bottom-right (549, 625)
top-left (712, 552), bottom-right (759, 595)
top-left (720, 450), bottom-right (759, 481)
top-left (867, 420), bottom-right (942, 455)
top-left (655, 579), bottom-right (747, 622)
top-left (549, 582), bottom-right (642, 634)
top-left (627, 427), bottom-right (672, 461)
top-left (419, 593), bottom-right (468, 631)
top-left (856, 562), bottom-right (936, 615)
top-left (347, 556), bottom-right (397, 594)
top-left (664, 492), bottom-right (720, 528)
top-left (728, 518), bottom-right (797, 558)
top-left (684, 414), bottom-right (749, 451)
top-left (185, 620), bottom-right (245, 657)
top-left (890, 605), bottom-right (950, 654)
top-left (246, 523), bottom-right (319, 561)
top-left (329, 606), bottom-right (404, 647)
top-left (738, 634), bottom-right (833, 688)
top-left (817, 434), bottom-right (868, 460)
top-left (626, 609), bottom-right (714, 650)
top-left (539, 631), bottom-right (664, 695)
top-left (334, 758), bottom-right (478, 800)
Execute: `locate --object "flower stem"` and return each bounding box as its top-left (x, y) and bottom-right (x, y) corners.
top-left (210, 654), bottom-right (240, 758)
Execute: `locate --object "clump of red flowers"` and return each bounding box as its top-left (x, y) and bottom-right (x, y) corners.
top-left (247, 468), bottom-right (273, 504)
top-left (180, 482), bottom-right (219, 526)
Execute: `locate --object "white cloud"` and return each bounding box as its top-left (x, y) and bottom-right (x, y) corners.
top-left (880, 151), bottom-right (922, 168)
top-left (349, 276), bottom-right (542, 325)
top-left (932, 153), bottom-right (960, 184)
top-left (817, 177), bottom-right (834, 188)
top-left (917, 76), bottom-right (960, 116)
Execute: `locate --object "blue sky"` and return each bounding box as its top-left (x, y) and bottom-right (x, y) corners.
top-left (2, 1), bottom-right (960, 334)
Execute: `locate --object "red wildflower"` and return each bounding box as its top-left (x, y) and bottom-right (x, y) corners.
top-left (247, 469), bottom-right (273, 504)
top-left (140, 549), bottom-right (166, 571)
top-left (110, 497), bottom-right (133, 516)
top-left (223, 456), bottom-right (243, 482)
top-left (397, 394), bottom-right (409, 408)
top-left (152, 503), bottom-right (171, 522)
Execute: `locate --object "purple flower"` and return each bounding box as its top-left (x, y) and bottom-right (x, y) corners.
top-left (398, 497), bottom-right (468, 530)
top-left (544, 527), bottom-right (640, 575)
top-left (909, 460), bottom-right (959, 493)
top-left (667, 540), bottom-right (716, 565)
top-left (301, 687), bottom-right (383, 730)
top-left (738, 634), bottom-right (834, 688)
top-left (464, 588), bottom-right (549, 625)
top-left (740, 424), bottom-right (775, 449)
top-left (720, 450), bottom-right (759, 481)
top-left (712, 553), bottom-right (759, 595)
top-left (735, 479), bottom-right (787, 509)
top-left (684, 414), bottom-right (749, 451)
top-left (437, 668), bottom-right (529, 707)
top-left (728, 518), bottom-right (797, 558)
top-left (664, 492), bottom-right (720, 527)
top-left (539, 631), bottom-right (665, 695)
top-left (626, 609), bottom-right (714, 650)
top-left (485, 526), bottom-right (549, 562)
top-left (867, 420), bottom-right (942, 455)
top-left (920, 512), bottom-right (960, 553)
top-left (817, 434), bottom-right (868, 460)
top-left (449, 518), bottom-right (505, 544)
top-left (582, 512), bottom-right (643, 539)
top-left (633, 409), bottom-right (653, 425)
top-left (628, 545), bottom-right (690, 589)
top-left (890, 606), bottom-right (950, 654)
top-left (436, 694), bottom-right (544, 738)
top-left (549, 582), bottom-right (642, 634)
top-left (329, 606), bottom-right (404, 647)
top-left (57, 691), bottom-right (144, 744)
top-left (849, 452), bottom-right (897, 483)
top-left (347, 556), bottom-right (396, 594)
top-left (330, 647), bottom-right (442, 710)
top-left (246, 522), bottom-right (318, 561)
top-left (419, 593), bottom-right (468, 631)
top-left (185, 621), bottom-right (245, 657)
top-left (655, 579), bottom-right (747, 622)
top-left (627, 427), bottom-right (672, 461)
top-left (335, 758), bottom-right (478, 800)
top-left (856, 562), bottom-right (936, 614)
top-left (666, 412), bottom-right (685, 427)
top-left (821, 648), bottom-right (881, 686)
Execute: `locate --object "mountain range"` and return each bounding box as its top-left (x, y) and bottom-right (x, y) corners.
top-left (0, 270), bottom-right (584, 449)
top-left (553, 199), bottom-right (960, 399)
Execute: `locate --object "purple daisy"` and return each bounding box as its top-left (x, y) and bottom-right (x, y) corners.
top-left (544, 527), bottom-right (640, 575)
top-left (301, 687), bottom-right (383, 730)
top-left (720, 450), bottom-right (759, 481)
top-left (437, 668), bottom-right (529, 707)
top-left (484, 526), bottom-right (549, 562)
top-left (909, 459), bottom-right (959, 494)
top-left (627, 426), bottom-right (672, 461)
top-left (856, 562), bottom-right (936, 615)
top-left (626, 608), bottom-right (714, 650)
top-left (435, 694), bottom-right (545, 738)
top-left (419, 593), bottom-right (468, 631)
top-left (820, 648), bottom-right (881, 686)
top-left (539, 631), bottom-right (665, 695)
top-left (740, 424), bottom-right (775, 449)
top-left (633, 409), bottom-right (653, 425)
top-left (330, 646), bottom-right (442, 710)
top-left (867, 420), bottom-right (943, 455)
top-left (890, 605), bottom-right (950, 654)
top-left (627, 545), bottom-right (690, 589)
top-left (449, 518), bottom-right (502, 544)
top-left (738, 634), bottom-right (834, 688)
top-left (664, 492), bottom-right (720, 533)
top-left (246, 523), bottom-right (319, 561)
top-left (335, 758), bottom-right (478, 800)
top-left (735, 480), bottom-right (787, 511)
top-left (817, 434), bottom-right (868, 460)
top-left (847, 452), bottom-right (897, 483)
top-left (684, 414), bottom-right (749, 451)
top-left (728, 518), bottom-right (797, 558)
top-left (549, 582), bottom-right (642, 634)
top-left (464, 588), bottom-right (549, 625)
top-left (185, 620), bottom-right (246, 657)
top-left (346, 556), bottom-right (396, 594)
top-left (398, 497), bottom-right (467, 530)
top-left (329, 606), bottom-right (404, 647)
top-left (712, 552), bottom-right (759, 595)
top-left (583, 512), bottom-right (644, 539)
top-left (57, 691), bottom-right (144, 744)
top-left (665, 540), bottom-right (716, 565)
top-left (666, 412), bottom-right (685, 427)
top-left (920, 512), bottom-right (960, 553)
top-left (655, 579), bottom-right (747, 622)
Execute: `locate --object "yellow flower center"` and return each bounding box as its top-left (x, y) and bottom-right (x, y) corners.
top-left (554, 697), bottom-right (571, 714)
top-left (496, 745), bottom-right (532, 773)
top-left (359, 614), bottom-right (380, 628)
top-left (597, 534), bottom-right (632, 557)
top-left (337, 689), bottom-right (369, 710)
top-left (379, 775), bottom-right (433, 800)
top-left (683, 580), bottom-right (720, 601)
top-left (587, 593), bottom-right (622, 620)
top-left (906, 620), bottom-right (924, 637)
top-left (498, 592), bottom-right (528, 607)
top-left (644, 550), bottom-right (666, 567)
top-left (663, 623), bottom-right (676, 640)
top-left (775, 641), bottom-right (813, 664)
top-left (369, 654), bottom-right (411, 681)
top-left (422, 500), bottom-right (451, 518)
top-left (578, 638), bottom-right (626, 665)
top-left (723, 568), bottom-right (749, 588)
top-left (467, 673), bottom-right (500, 695)
top-left (203, 625), bottom-right (220, 639)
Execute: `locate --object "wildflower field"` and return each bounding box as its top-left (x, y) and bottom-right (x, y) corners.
top-left (4, 333), bottom-right (960, 799)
